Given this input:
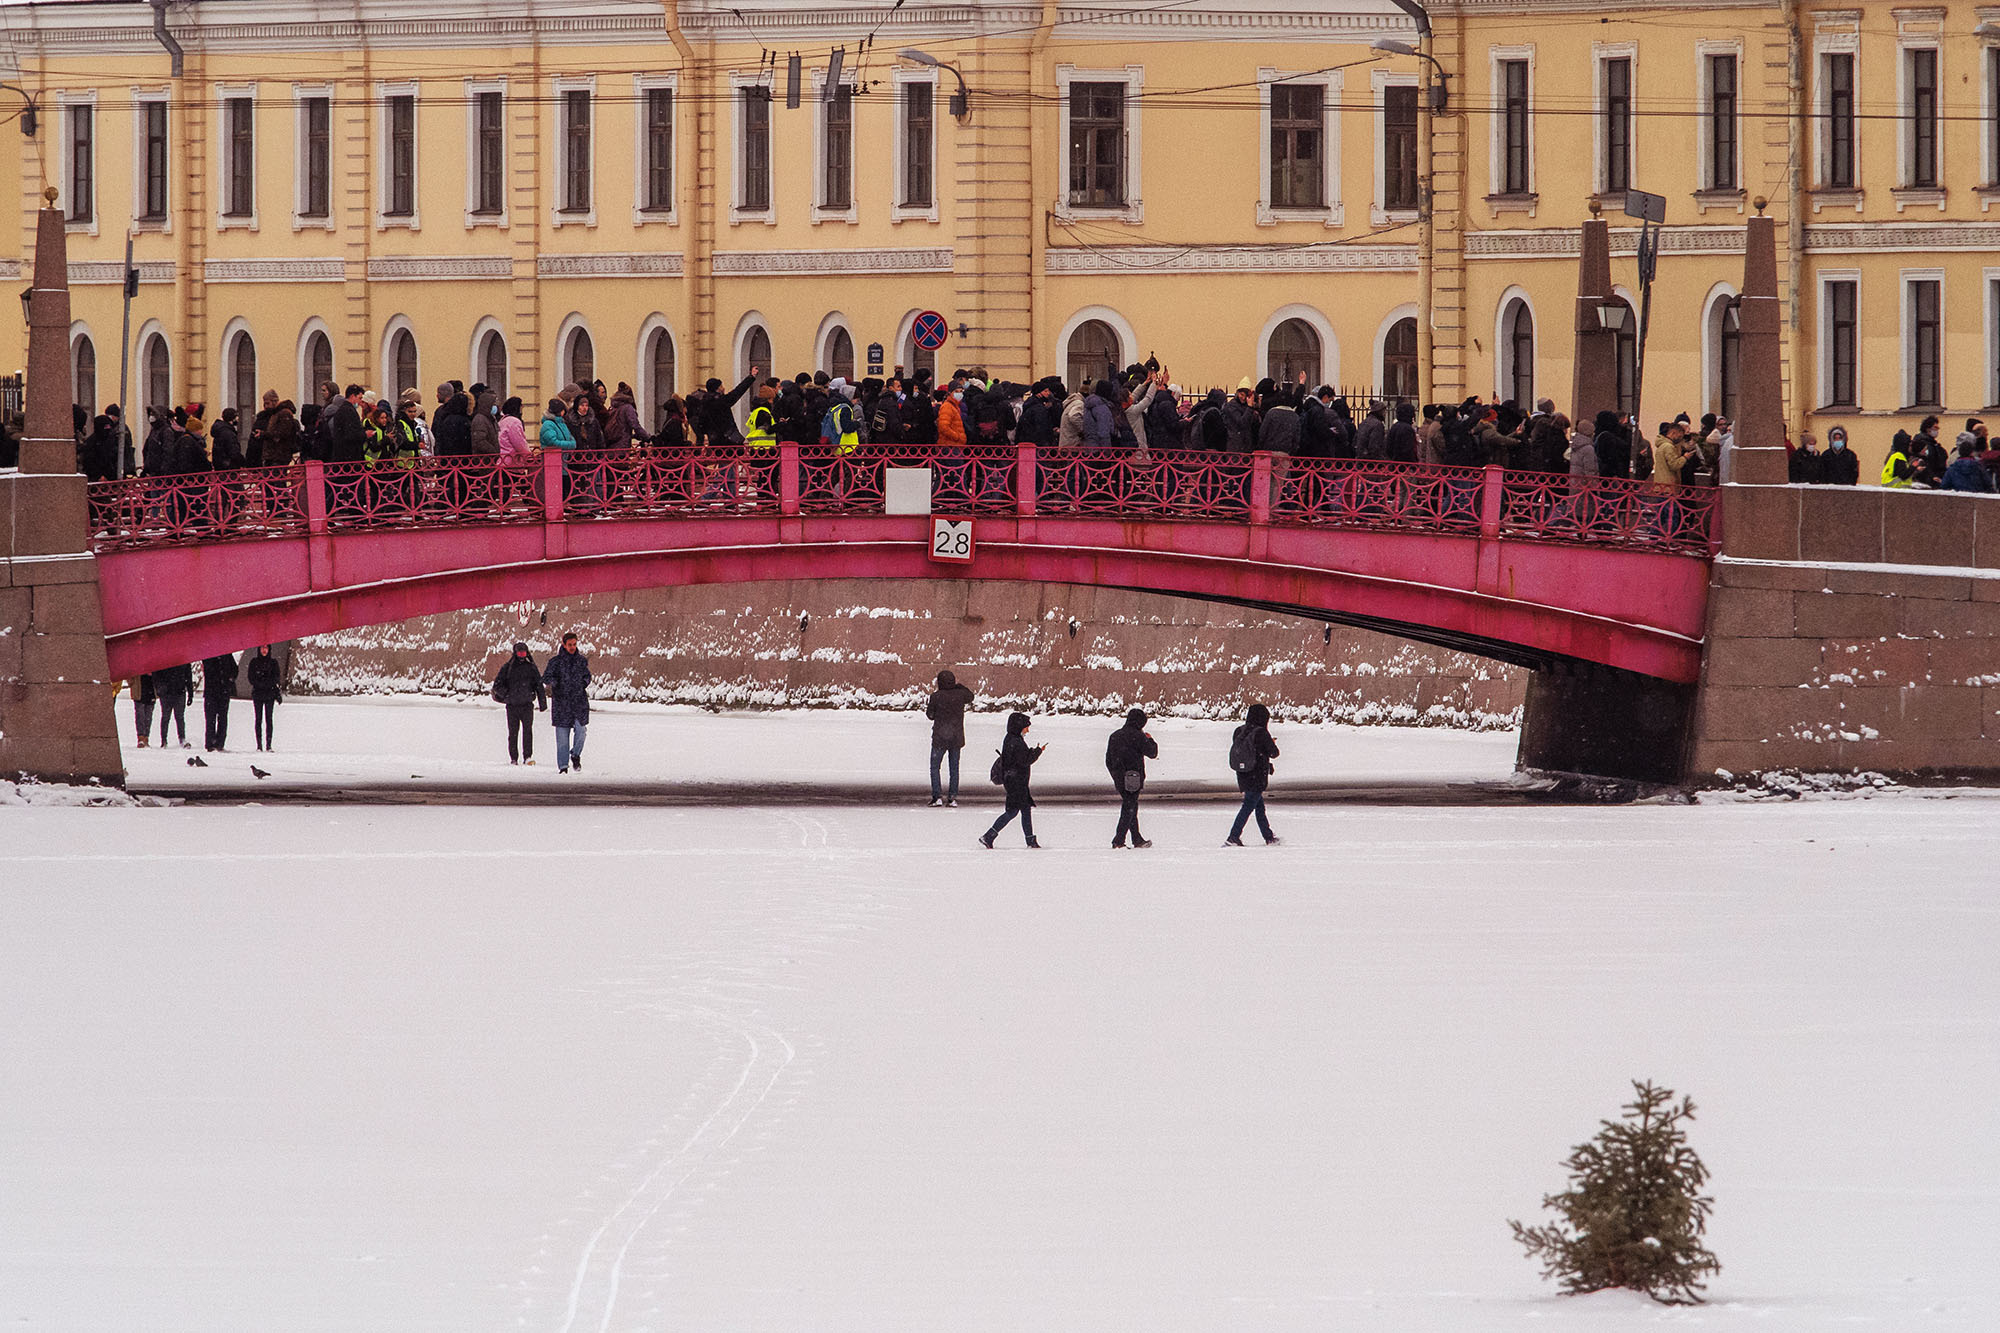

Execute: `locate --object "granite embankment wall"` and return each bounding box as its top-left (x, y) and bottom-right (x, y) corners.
top-left (292, 579), bottom-right (1527, 728)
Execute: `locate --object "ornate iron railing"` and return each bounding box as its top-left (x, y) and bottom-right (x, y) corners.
top-left (85, 445), bottom-right (1719, 558)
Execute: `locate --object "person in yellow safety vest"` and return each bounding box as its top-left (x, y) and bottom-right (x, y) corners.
top-left (743, 379), bottom-right (780, 502)
top-left (1882, 429), bottom-right (1915, 487)
top-left (825, 378), bottom-right (862, 456)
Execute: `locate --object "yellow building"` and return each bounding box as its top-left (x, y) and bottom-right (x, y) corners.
top-left (1, 0), bottom-right (1995, 479)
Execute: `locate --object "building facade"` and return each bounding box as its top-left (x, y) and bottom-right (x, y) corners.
top-left (1, 0), bottom-right (1995, 479)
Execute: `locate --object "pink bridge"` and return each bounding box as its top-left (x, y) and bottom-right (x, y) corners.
top-left (86, 445), bottom-right (1717, 683)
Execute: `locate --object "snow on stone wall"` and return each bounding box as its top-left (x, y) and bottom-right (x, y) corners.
top-left (292, 580), bottom-right (1526, 730)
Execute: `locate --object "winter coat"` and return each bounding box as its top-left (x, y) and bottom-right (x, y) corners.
top-left (1788, 446), bottom-right (1824, 485)
top-left (936, 397), bottom-right (967, 450)
top-left (1104, 716), bottom-right (1159, 793)
top-left (154, 663), bottom-right (195, 700)
top-left (1913, 435), bottom-right (1948, 488)
top-left (1568, 438), bottom-right (1598, 479)
top-left (1821, 444), bottom-right (1860, 486)
top-left (209, 420), bottom-right (245, 471)
top-left (469, 392), bottom-right (500, 457)
top-left (1232, 717), bottom-right (1281, 793)
top-left (328, 399), bottom-right (367, 464)
top-left (263, 409), bottom-right (301, 466)
top-left (201, 652), bottom-right (239, 699)
top-left (432, 397), bottom-right (473, 458)
top-left (1355, 414), bottom-right (1387, 461)
top-left (247, 652), bottom-right (282, 703)
top-left (1259, 405), bottom-right (1301, 455)
top-left (1081, 391), bottom-right (1117, 449)
top-left (964, 385), bottom-right (1014, 446)
top-left (171, 427), bottom-right (210, 476)
top-left (490, 645), bottom-right (548, 710)
top-left (869, 393), bottom-right (906, 445)
top-left (541, 646), bottom-right (592, 727)
top-left (1386, 419), bottom-right (1419, 464)
top-left (926, 672), bottom-right (976, 749)
top-left (606, 392), bottom-right (650, 450)
top-left (997, 722), bottom-right (1041, 808)
top-left (1145, 389), bottom-right (1183, 451)
top-left (134, 673), bottom-right (156, 705)
top-left (1220, 398), bottom-right (1258, 454)
top-left (497, 414), bottom-right (533, 466)
top-left (901, 393), bottom-right (938, 445)
top-left (1057, 392), bottom-right (1089, 449)
top-left (1595, 427), bottom-right (1632, 480)
top-left (1124, 381), bottom-right (1159, 450)
top-left (1942, 456), bottom-right (1997, 493)
top-left (694, 374), bottom-right (756, 446)
top-left (539, 416), bottom-right (576, 452)
top-left (1652, 438), bottom-right (1689, 490)
top-left (1298, 397), bottom-right (1333, 459)
top-left (1015, 395), bottom-right (1059, 448)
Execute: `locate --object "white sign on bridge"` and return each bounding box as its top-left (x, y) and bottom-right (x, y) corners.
top-left (929, 518), bottom-right (974, 564)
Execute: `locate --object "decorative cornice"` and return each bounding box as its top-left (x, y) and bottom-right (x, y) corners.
top-left (70, 260), bottom-right (174, 285)
top-left (536, 252), bottom-right (684, 279)
top-left (1465, 226), bottom-right (1746, 260)
top-left (1045, 244), bottom-right (1415, 275)
top-left (2, 2), bottom-right (672, 54)
top-left (1801, 221), bottom-right (2000, 252)
top-left (0, 259), bottom-right (19, 281)
top-left (366, 255), bottom-right (513, 281)
top-left (205, 258), bottom-right (345, 283)
top-left (711, 247), bottom-right (953, 276)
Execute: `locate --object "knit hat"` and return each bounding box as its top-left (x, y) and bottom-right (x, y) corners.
top-left (399, 387), bottom-right (422, 407)
top-left (1237, 376), bottom-right (1254, 392)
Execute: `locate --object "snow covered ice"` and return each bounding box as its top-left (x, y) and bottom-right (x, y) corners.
top-left (3, 700), bottom-right (1997, 1330)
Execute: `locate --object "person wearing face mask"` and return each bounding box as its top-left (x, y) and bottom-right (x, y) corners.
top-left (869, 376), bottom-right (906, 445)
top-left (490, 641), bottom-right (548, 765)
top-left (1821, 426), bottom-right (1859, 485)
top-left (1788, 429), bottom-right (1824, 484)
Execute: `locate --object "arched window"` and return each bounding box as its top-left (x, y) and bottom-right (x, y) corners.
top-left (567, 326), bottom-right (595, 389)
top-left (1609, 298), bottom-right (1639, 416)
top-left (744, 324), bottom-right (772, 377)
top-left (645, 326), bottom-right (675, 413)
top-left (1266, 318), bottom-right (1320, 389)
top-left (1382, 318), bottom-right (1418, 402)
top-left (143, 333), bottom-right (171, 419)
top-left (1066, 318), bottom-right (1119, 394)
top-left (1501, 299), bottom-right (1534, 406)
top-left (904, 330), bottom-right (935, 381)
top-left (1710, 298), bottom-right (1742, 421)
top-left (72, 334), bottom-right (96, 412)
top-left (480, 329), bottom-right (508, 397)
top-left (231, 331), bottom-right (258, 424)
top-left (825, 326), bottom-right (855, 380)
top-left (305, 329), bottom-right (333, 401)
top-left (390, 328), bottom-right (417, 399)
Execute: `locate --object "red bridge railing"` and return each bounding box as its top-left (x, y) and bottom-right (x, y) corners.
top-left (85, 445), bottom-right (1719, 558)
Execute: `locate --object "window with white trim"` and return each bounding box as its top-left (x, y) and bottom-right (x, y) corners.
top-left (296, 89), bottom-right (332, 224)
top-left (1904, 46), bottom-right (1940, 189)
top-left (899, 76), bottom-right (935, 211)
top-left (814, 74), bottom-right (857, 218)
top-left (1370, 69), bottom-right (1418, 222)
top-left (136, 94), bottom-right (168, 223)
top-left (1056, 65), bottom-right (1143, 221)
top-left (1906, 275), bottom-right (1942, 408)
top-left (59, 94), bottom-right (95, 227)
top-left (1702, 50), bottom-right (1739, 192)
top-left (738, 81), bottom-right (773, 216)
top-left (378, 85), bottom-right (418, 225)
top-left (641, 84), bottom-right (673, 214)
top-left (1822, 276), bottom-right (1858, 408)
top-left (1599, 54), bottom-right (1632, 194)
top-left (1259, 67), bottom-right (1341, 224)
top-left (472, 87), bottom-right (505, 217)
top-left (1822, 50), bottom-right (1856, 190)
top-left (1495, 55), bottom-right (1532, 197)
top-left (223, 95), bottom-right (255, 219)
top-left (559, 85), bottom-right (593, 216)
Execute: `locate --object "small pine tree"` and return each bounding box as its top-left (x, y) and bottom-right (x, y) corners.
top-left (1509, 1080), bottom-right (1721, 1306)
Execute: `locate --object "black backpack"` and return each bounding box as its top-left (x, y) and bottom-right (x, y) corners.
top-left (989, 750), bottom-right (1006, 785)
top-left (1228, 725), bottom-right (1257, 774)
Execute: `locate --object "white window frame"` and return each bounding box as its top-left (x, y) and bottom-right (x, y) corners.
top-left (1695, 40), bottom-right (1745, 197)
top-left (1817, 269), bottom-right (1861, 410)
top-left (220, 317), bottom-right (258, 422)
top-left (555, 312), bottom-right (596, 392)
top-left (296, 317), bottom-right (336, 405)
top-left (292, 84), bottom-right (335, 232)
top-left (214, 83), bottom-right (258, 231)
top-left (1591, 41), bottom-right (1638, 197)
top-left (130, 86), bottom-right (171, 234)
top-left (636, 314), bottom-right (678, 419)
top-left (1494, 287), bottom-right (1537, 404)
top-left (1370, 68), bottom-right (1419, 225)
top-left (376, 81), bottom-right (420, 231)
top-left (730, 70), bottom-right (777, 226)
top-left (463, 77), bottom-right (508, 229)
top-left (56, 89), bottom-right (98, 235)
top-left (1901, 268), bottom-right (1946, 409)
top-left (1895, 25), bottom-right (1944, 201)
top-left (1985, 268), bottom-right (2000, 405)
top-left (469, 316), bottom-right (510, 396)
top-left (632, 73), bottom-right (678, 226)
top-left (892, 66), bottom-right (940, 224)
top-left (1981, 34), bottom-right (2000, 201)
top-left (1486, 46), bottom-right (1535, 208)
top-left (380, 314), bottom-right (419, 401)
top-left (1054, 64), bottom-right (1144, 225)
top-left (552, 75), bottom-right (596, 228)
top-left (1811, 22), bottom-right (1862, 205)
top-left (811, 68), bottom-right (861, 224)
top-left (136, 318), bottom-right (173, 421)
top-left (1257, 67), bottom-right (1343, 227)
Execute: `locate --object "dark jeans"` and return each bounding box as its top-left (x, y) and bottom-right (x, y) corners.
top-left (203, 694), bottom-right (231, 750)
top-left (1229, 788), bottom-right (1274, 842)
top-left (133, 697), bottom-right (155, 743)
top-left (157, 694), bottom-right (186, 746)
top-left (253, 697), bottom-right (276, 749)
top-left (985, 803), bottom-right (1035, 843)
top-left (1114, 790), bottom-right (1144, 845)
top-left (506, 702), bottom-right (536, 762)
top-left (930, 743), bottom-right (961, 801)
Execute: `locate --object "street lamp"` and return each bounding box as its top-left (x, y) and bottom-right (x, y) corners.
top-left (1596, 303), bottom-right (1628, 331)
top-left (0, 82), bottom-right (39, 137)
top-left (1370, 38), bottom-right (1449, 110)
top-left (898, 49), bottom-right (970, 120)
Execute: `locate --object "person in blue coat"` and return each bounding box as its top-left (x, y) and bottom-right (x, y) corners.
top-left (541, 632), bottom-right (593, 773)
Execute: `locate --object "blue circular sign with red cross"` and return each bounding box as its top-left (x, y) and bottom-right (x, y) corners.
top-left (911, 311), bottom-right (950, 351)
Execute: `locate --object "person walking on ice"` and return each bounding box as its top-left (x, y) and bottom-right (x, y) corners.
top-left (1105, 708), bottom-right (1158, 848)
top-left (542, 632), bottom-right (592, 774)
top-left (925, 668), bottom-right (975, 807)
top-left (980, 712), bottom-right (1044, 849)
top-left (1225, 703), bottom-right (1282, 846)
top-left (491, 641), bottom-right (547, 765)
top-left (247, 645), bottom-right (282, 752)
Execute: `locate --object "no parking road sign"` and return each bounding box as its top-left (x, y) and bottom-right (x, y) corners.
top-left (912, 310), bottom-right (950, 351)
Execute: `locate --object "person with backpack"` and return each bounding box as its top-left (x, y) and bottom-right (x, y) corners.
top-left (1225, 702), bottom-right (1282, 846)
top-left (490, 641), bottom-right (547, 765)
top-left (979, 712), bottom-right (1045, 849)
top-left (248, 645), bottom-right (282, 752)
top-left (925, 668), bottom-right (976, 807)
top-left (1105, 707), bottom-right (1159, 849)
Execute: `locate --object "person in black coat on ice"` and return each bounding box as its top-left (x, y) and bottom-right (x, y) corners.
top-left (247, 645), bottom-right (282, 752)
top-left (491, 641), bottom-right (548, 764)
top-left (980, 712), bottom-right (1044, 848)
top-left (542, 633), bottom-right (592, 773)
top-left (201, 651), bottom-right (239, 752)
top-left (1105, 707), bottom-right (1159, 848)
top-left (153, 662), bottom-right (193, 748)
top-left (925, 668), bottom-right (976, 806)
top-left (1226, 703), bottom-right (1282, 846)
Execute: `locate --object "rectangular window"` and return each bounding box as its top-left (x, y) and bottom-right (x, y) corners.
top-left (1826, 53), bottom-right (1855, 189)
top-left (224, 97), bottom-right (253, 217)
top-left (386, 94), bottom-right (415, 217)
top-left (741, 86), bottom-right (771, 212)
top-left (1602, 57), bottom-right (1632, 193)
top-left (1908, 48), bottom-right (1938, 188)
top-left (1991, 49), bottom-right (2000, 186)
top-left (643, 87), bottom-right (673, 212)
top-left (1828, 280), bottom-right (1857, 407)
top-left (141, 101), bottom-right (168, 220)
top-left (1068, 82), bottom-right (1126, 207)
top-left (561, 88), bottom-right (591, 214)
top-left (1383, 85), bottom-right (1418, 211)
top-left (1912, 279), bottom-right (1941, 407)
top-left (902, 81), bottom-right (934, 208)
top-left (823, 83), bottom-right (853, 210)
top-left (1501, 59), bottom-right (1530, 195)
top-left (1708, 53), bottom-right (1737, 190)
top-left (68, 105), bottom-right (93, 223)
top-left (475, 91), bottom-right (505, 214)
top-left (1270, 83), bottom-right (1324, 209)
top-left (302, 96), bottom-right (330, 218)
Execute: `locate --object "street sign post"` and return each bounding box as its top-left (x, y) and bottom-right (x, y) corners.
top-left (1622, 189), bottom-right (1669, 441)
top-left (911, 311), bottom-right (950, 352)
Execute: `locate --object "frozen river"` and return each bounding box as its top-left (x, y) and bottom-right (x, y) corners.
top-left (3, 702), bottom-right (1996, 1330)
